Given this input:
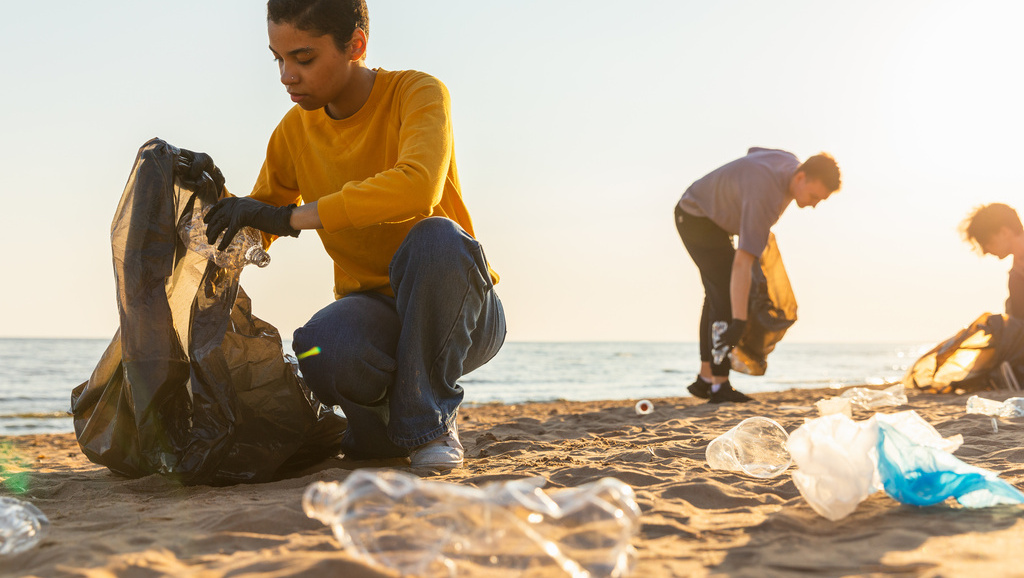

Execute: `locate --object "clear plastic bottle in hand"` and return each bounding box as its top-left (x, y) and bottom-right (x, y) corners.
top-left (711, 320), bottom-right (730, 365)
top-left (179, 204), bottom-right (270, 269)
top-left (0, 497), bottom-right (50, 555)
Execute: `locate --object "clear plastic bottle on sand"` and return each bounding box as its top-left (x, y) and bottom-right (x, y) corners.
top-left (303, 469), bottom-right (641, 578)
top-left (839, 383), bottom-right (908, 410)
top-left (0, 497), bottom-right (50, 555)
top-left (706, 416), bottom-right (792, 478)
top-left (634, 400), bottom-right (654, 415)
top-left (179, 204), bottom-right (270, 270)
top-left (966, 395), bottom-right (1024, 418)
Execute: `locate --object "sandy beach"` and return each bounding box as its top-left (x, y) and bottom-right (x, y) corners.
top-left (3, 385), bottom-right (1024, 577)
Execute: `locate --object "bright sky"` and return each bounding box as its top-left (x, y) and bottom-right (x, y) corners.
top-left (3, 0), bottom-right (1022, 344)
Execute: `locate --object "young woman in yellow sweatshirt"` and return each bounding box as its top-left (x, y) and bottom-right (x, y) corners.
top-left (194, 0), bottom-right (505, 469)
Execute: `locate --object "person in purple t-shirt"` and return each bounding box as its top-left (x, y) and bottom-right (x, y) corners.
top-left (960, 203), bottom-right (1024, 319)
top-left (675, 148), bottom-right (842, 403)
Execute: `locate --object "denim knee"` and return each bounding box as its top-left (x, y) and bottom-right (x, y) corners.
top-left (407, 218), bottom-right (472, 263)
top-left (293, 324), bottom-right (396, 406)
top-left (406, 217), bottom-right (465, 246)
top-left (391, 218), bottom-right (482, 288)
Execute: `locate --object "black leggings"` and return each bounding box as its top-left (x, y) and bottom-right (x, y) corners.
top-left (675, 204), bottom-right (735, 377)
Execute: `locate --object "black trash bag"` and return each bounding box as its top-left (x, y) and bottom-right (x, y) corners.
top-left (729, 233), bottom-right (798, 376)
top-left (71, 138), bottom-right (346, 485)
top-left (903, 313), bottom-right (1024, 394)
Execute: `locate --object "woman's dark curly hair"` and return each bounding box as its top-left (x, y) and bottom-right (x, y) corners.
top-left (267, 0), bottom-right (369, 53)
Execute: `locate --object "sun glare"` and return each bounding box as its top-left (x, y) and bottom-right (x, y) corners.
top-left (879, 2), bottom-right (1024, 195)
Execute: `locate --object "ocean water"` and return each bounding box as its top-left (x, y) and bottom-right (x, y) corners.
top-left (0, 338), bottom-right (931, 436)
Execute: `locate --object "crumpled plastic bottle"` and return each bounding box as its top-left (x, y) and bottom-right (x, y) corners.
top-left (965, 395), bottom-right (1024, 418)
top-left (710, 320), bottom-right (730, 365)
top-left (0, 497), bottom-right (50, 555)
top-left (178, 203), bottom-right (270, 270)
top-left (838, 383), bottom-right (908, 410)
top-left (705, 416), bottom-right (792, 478)
top-left (815, 384), bottom-right (908, 418)
top-left (303, 469), bottom-right (641, 577)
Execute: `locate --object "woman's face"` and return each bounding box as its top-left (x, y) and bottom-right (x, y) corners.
top-left (268, 20), bottom-right (361, 115)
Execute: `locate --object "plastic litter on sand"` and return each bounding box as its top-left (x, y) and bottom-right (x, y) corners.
top-left (705, 416), bottom-right (791, 478)
top-left (0, 497), bottom-right (49, 556)
top-left (786, 410), bottom-right (1022, 521)
top-left (303, 469), bottom-right (641, 577)
top-left (634, 400), bottom-right (654, 415)
top-left (965, 395), bottom-right (1024, 418)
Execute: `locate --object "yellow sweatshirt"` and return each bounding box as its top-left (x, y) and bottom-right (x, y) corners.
top-left (250, 68), bottom-right (496, 299)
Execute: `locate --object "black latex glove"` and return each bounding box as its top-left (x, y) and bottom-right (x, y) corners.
top-left (203, 197), bottom-right (299, 250)
top-left (174, 148), bottom-right (225, 197)
top-left (718, 318), bottom-right (747, 347)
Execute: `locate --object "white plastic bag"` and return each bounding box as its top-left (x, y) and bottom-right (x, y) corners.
top-left (786, 413), bottom-right (881, 521)
top-left (787, 410), bottom-right (963, 521)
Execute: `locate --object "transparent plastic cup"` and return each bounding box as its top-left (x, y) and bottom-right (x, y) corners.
top-left (705, 416), bottom-right (792, 478)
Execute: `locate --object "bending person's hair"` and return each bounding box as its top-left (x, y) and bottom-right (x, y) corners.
top-left (961, 203), bottom-right (1023, 253)
top-left (796, 152), bottom-right (841, 192)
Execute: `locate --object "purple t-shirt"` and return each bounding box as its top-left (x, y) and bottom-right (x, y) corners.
top-left (677, 147), bottom-right (797, 256)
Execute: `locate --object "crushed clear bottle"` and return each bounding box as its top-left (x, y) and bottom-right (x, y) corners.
top-left (179, 204), bottom-right (270, 270)
top-left (711, 320), bottom-right (730, 365)
top-left (303, 469), bottom-right (641, 577)
top-left (706, 416), bottom-right (792, 478)
top-left (966, 395), bottom-right (1024, 418)
top-left (0, 497), bottom-right (50, 555)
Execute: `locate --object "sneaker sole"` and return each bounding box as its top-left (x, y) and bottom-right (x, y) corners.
top-left (411, 460), bottom-right (464, 470)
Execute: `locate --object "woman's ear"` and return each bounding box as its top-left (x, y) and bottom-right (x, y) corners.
top-left (348, 28), bottom-right (368, 61)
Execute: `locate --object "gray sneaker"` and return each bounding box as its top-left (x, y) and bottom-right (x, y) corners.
top-left (410, 420), bottom-right (464, 469)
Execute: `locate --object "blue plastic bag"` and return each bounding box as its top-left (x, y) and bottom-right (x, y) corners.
top-left (876, 421), bottom-right (1024, 508)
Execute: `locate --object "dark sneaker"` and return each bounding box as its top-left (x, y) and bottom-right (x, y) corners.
top-left (687, 377), bottom-right (712, 399)
top-left (708, 381), bottom-right (752, 404)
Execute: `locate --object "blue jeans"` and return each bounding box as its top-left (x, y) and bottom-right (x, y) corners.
top-left (293, 218), bottom-right (506, 458)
